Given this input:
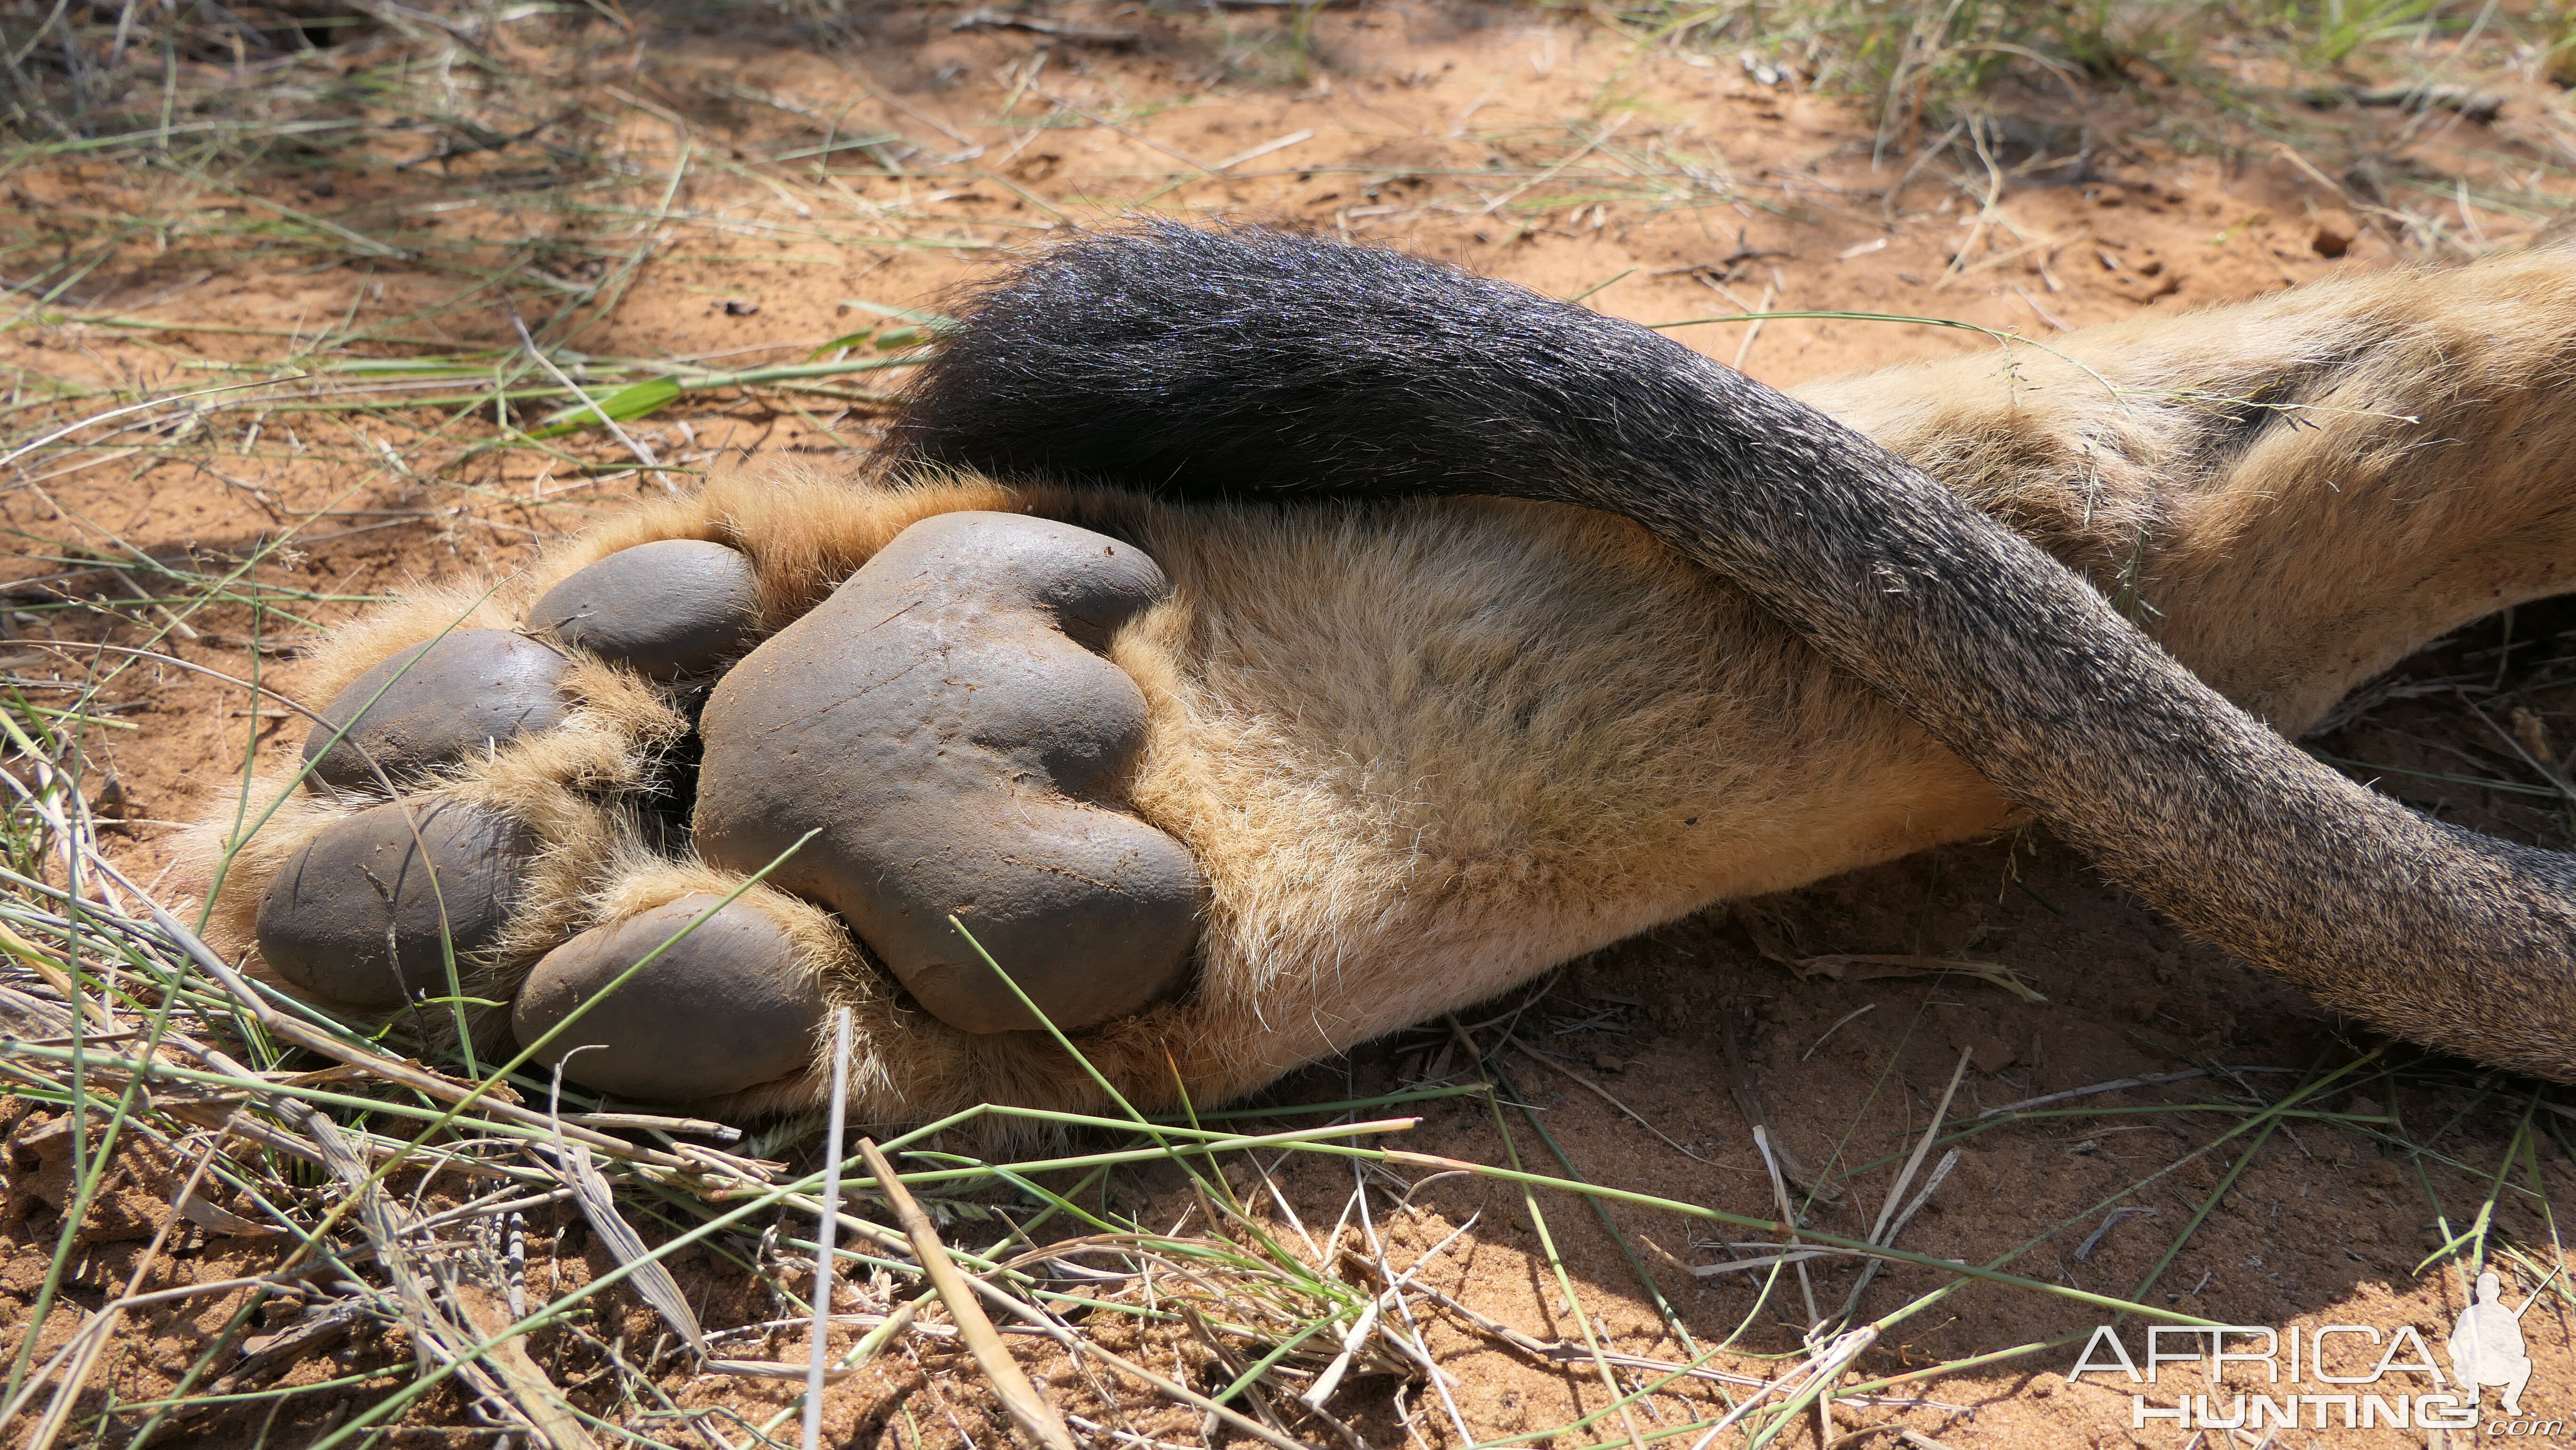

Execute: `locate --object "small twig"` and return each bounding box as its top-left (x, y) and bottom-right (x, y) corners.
top-left (507, 309), bottom-right (668, 492)
top-left (856, 1138), bottom-right (1074, 1450)
top-left (2074, 1206), bottom-right (2159, 1263)
top-left (1977, 1069), bottom-right (2218, 1119)
top-left (1803, 1003), bottom-right (1876, 1061)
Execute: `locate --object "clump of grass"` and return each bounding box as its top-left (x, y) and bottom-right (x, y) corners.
top-left (1590, 0), bottom-right (2154, 129)
top-left (0, 0), bottom-right (370, 138)
top-left (1595, 0), bottom-right (2555, 192)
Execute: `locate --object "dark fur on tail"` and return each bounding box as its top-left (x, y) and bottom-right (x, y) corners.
top-left (890, 221), bottom-right (1800, 510)
top-left (887, 221), bottom-right (2576, 1082)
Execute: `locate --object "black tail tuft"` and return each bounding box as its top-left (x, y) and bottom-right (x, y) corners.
top-left (884, 220), bottom-right (1773, 508)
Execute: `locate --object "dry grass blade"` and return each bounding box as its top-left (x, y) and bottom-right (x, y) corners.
top-left (1349, 1172), bottom-right (1474, 1444)
top-left (445, 1285), bottom-right (600, 1450)
top-left (1694, 1246), bottom-right (1865, 1276)
top-left (803, 1005), bottom-right (853, 1450)
top-left (1182, 1303), bottom-right (1296, 1437)
top-left (1833, 1148), bottom-right (1960, 1324)
top-left (109, 861), bottom-right (690, 1168)
top-left (1804, 1002), bottom-right (1876, 1061)
top-left (1303, 1214), bottom-right (1475, 1411)
top-left (855, 1136), bottom-right (1075, 1450)
top-left (1508, 1031), bottom-right (1717, 1162)
top-left (1754, 1124), bottom-right (1820, 1326)
top-left (551, 1134), bottom-right (705, 1356)
top-left (21, 1132), bottom-right (228, 1450)
top-left (302, 1090), bottom-right (572, 1446)
top-left (1975, 1068), bottom-right (2213, 1119)
top-left (943, 1256), bottom-right (1327, 1450)
top-left (1690, 1324), bottom-right (1882, 1450)
top-left (1787, 953), bottom-right (2048, 1004)
top-left (508, 310), bottom-right (668, 490)
top-left (1723, 1014), bottom-right (1841, 1203)
top-left (1871, 1047), bottom-right (1972, 1246)
top-left (8, 4), bottom-right (2572, 1444)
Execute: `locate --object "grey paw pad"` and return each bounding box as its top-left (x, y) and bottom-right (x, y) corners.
top-left (511, 895), bottom-right (824, 1100)
top-left (693, 511), bottom-right (1203, 1036)
top-left (530, 539), bottom-right (762, 679)
top-left (302, 630), bottom-right (570, 793)
top-left (256, 799), bottom-right (534, 1010)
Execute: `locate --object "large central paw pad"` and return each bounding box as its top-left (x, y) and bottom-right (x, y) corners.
top-left (206, 504), bottom-right (1204, 1109)
top-left (694, 512), bottom-right (1204, 1034)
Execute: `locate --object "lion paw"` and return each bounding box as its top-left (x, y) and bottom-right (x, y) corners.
top-left (202, 503), bottom-right (1207, 1115)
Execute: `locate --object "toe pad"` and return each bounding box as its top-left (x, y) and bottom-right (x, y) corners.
top-left (255, 798), bottom-right (533, 1010)
top-left (302, 630), bottom-right (569, 793)
top-left (512, 894), bottom-right (825, 1100)
top-left (531, 539), bottom-right (763, 679)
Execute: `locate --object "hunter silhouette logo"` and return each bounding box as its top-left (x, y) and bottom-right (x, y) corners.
top-left (2448, 1269), bottom-right (2546, 1417)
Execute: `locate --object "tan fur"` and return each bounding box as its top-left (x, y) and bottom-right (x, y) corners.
top-left (520, 468), bottom-right (1030, 625)
top-left (188, 244), bottom-right (2576, 1135)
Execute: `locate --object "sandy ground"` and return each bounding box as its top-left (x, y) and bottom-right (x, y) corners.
top-left (7, 1), bottom-right (2576, 1445)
